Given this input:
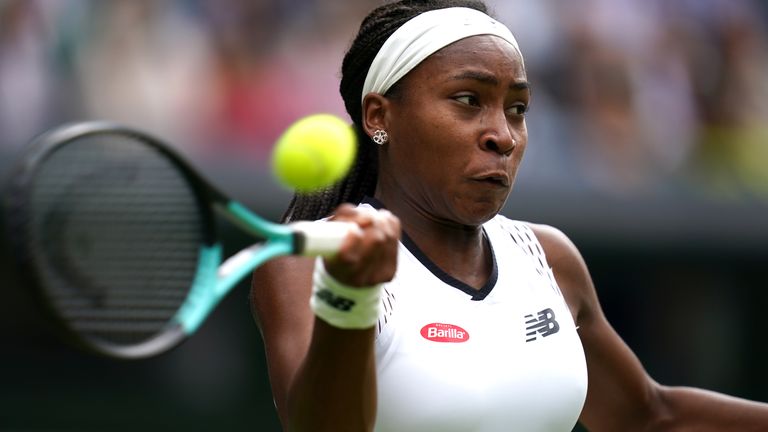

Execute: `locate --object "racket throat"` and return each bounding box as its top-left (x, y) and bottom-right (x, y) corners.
top-left (173, 244), bottom-right (224, 334)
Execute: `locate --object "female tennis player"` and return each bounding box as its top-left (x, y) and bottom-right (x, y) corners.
top-left (251, 1), bottom-right (768, 430)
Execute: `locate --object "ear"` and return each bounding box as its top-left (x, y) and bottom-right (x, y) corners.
top-left (361, 93), bottom-right (390, 139)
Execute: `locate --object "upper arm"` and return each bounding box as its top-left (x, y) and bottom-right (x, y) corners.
top-left (250, 255), bottom-right (316, 426)
top-left (530, 223), bottom-right (666, 431)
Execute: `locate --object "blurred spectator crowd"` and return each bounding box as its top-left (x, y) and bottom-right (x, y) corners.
top-left (1, 0), bottom-right (767, 200)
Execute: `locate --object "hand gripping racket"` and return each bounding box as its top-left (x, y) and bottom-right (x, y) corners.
top-left (3, 121), bottom-right (353, 359)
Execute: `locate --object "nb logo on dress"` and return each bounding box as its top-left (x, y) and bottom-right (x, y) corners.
top-left (525, 308), bottom-right (559, 342)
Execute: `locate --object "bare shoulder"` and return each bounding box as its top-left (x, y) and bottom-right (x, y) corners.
top-left (526, 223), bottom-right (596, 325)
top-left (526, 223), bottom-right (579, 266)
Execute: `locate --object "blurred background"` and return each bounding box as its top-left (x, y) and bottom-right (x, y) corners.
top-left (1, 0), bottom-right (768, 430)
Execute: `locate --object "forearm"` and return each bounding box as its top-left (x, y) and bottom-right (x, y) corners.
top-left (287, 318), bottom-right (377, 432)
top-left (654, 385), bottom-right (768, 432)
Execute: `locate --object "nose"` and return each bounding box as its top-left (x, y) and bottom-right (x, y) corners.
top-left (480, 111), bottom-right (516, 156)
top-left (482, 138), bottom-right (515, 156)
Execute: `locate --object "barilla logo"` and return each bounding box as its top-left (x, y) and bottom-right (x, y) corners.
top-left (420, 323), bottom-right (470, 343)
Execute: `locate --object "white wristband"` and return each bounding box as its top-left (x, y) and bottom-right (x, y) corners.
top-left (309, 257), bottom-right (382, 329)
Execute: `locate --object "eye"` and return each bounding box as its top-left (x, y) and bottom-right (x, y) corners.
top-left (454, 95), bottom-right (479, 106)
top-left (507, 103), bottom-right (528, 116)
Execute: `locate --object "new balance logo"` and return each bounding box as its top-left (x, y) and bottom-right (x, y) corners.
top-left (525, 308), bottom-right (560, 342)
top-left (315, 289), bottom-right (355, 311)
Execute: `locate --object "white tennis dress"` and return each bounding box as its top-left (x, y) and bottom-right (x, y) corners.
top-left (366, 202), bottom-right (588, 432)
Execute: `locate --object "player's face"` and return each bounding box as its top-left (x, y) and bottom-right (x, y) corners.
top-left (382, 35), bottom-right (529, 226)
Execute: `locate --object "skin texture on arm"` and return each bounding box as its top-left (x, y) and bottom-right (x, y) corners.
top-left (531, 223), bottom-right (768, 432)
top-left (250, 205), bottom-right (400, 432)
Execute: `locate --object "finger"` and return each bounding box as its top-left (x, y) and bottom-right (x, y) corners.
top-left (326, 213), bottom-right (400, 286)
top-left (330, 205), bottom-right (382, 229)
top-left (334, 209), bottom-right (398, 264)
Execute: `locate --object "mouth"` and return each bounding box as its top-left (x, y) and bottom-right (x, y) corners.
top-left (471, 172), bottom-right (511, 188)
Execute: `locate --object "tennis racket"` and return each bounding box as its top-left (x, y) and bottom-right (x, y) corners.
top-left (3, 121), bottom-right (354, 359)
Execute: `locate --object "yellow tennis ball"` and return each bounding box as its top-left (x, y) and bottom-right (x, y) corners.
top-left (272, 114), bottom-right (357, 192)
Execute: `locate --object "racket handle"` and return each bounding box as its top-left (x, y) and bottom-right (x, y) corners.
top-left (291, 221), bottom-right (359, 256)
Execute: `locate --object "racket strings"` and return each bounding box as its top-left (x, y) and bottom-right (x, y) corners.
top-left (26, 135), bottom-right (207, 347)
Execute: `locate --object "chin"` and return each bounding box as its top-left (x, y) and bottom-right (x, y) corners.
top-left (453, 196), bottom-right (508, 227)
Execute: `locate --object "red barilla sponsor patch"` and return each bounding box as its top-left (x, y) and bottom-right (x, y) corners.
top-left (420, 323), bottom-right (470, 343)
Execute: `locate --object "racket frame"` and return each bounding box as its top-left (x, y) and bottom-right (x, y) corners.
top-left (3, 121), bottom-right (342, 359)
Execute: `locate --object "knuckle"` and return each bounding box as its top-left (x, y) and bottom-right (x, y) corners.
top-left (369, 228), bottom-right (388, 244)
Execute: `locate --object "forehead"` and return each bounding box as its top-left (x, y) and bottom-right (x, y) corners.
top-left (414, 35), bottom-right (527, 82)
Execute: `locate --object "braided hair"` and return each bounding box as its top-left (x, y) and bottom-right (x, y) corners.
top-left (281, 0), bottom-right (490, 222)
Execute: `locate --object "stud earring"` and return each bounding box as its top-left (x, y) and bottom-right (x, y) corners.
top-left (372, 130), bottom-right (389, 145)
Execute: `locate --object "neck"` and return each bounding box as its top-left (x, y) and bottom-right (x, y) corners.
top-left (373, 189), bottom-right (492, 290)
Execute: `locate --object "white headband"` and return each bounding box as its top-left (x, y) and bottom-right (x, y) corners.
top-left (361, 7), bottom-right (522, 102)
